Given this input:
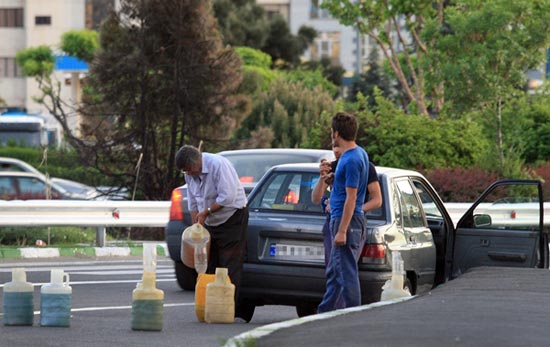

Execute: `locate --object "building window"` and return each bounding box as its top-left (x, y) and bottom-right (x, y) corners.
top-left (0, 58), bottom-right (23, 78)
top-left (0, 8), bottom-right (24, 27)
top-left (310, 0), bottom-right (331, 20)
top-left (35, 16), bottom-right (51, 25)
top-left (310, 32), bottom-right (341, 65)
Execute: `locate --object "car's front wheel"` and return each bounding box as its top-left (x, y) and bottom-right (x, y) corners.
top-left (175, 261), bottom-right (197, 291)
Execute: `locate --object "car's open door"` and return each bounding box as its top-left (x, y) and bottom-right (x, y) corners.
top-left (451, 180), bottom-right (547, 278)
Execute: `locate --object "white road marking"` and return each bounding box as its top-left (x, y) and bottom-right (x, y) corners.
top-left (0, 303), bottom-right (194, 317)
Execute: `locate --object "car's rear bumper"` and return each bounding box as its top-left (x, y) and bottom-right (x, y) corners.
top-left (240, 263), bottom-right (392, 306)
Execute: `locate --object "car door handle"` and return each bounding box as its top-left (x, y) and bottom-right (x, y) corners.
top-left (480, 239), bottom-right (490, 247)
top-left (268, 218), bottom-right (286, 221)
top-left (488, 252), bottom-right (527, 263)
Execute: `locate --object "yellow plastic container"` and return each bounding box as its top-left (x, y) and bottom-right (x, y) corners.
top-left (195, 273), bottom-right (215, 322)
top-left (131, 271), bottom-right (165, 331)
top-left (204, 268), bottom-right (235, 324)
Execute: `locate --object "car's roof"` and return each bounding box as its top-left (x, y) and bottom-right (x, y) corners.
top-left (0, 171), bottom-right (45, 178)
top-left (0, 157), bottom-right (42, 174)
top-left (217, 148), bottom-right (334, 158)
top-left (271, 163), bottom-right (425, 178)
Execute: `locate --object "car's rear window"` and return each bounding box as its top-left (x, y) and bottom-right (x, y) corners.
top-left (222, 153), bottom-right (325, 183)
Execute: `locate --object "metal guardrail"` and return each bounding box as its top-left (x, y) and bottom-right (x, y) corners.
top-left (0, 200), bottom-right (170, 247)
top-left (0, 201), bottom-right (548, 246)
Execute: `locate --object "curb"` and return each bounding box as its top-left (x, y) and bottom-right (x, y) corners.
top-left (0, 243), bottom-right (168, 259)
top-left (223, 296), bottom-right (415, 347)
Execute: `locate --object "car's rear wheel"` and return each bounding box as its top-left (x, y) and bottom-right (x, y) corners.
top-left (175, 261), bottom-right (197, 291)
top-left (296, 302), bottom-right (318, 317)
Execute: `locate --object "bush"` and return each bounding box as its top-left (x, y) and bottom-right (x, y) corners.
top-left (0, 227), bottom-right (97, 246)
top-left (423, 167), bottom-right (502, 202)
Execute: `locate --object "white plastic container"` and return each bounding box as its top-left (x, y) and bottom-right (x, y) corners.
top-left (3, 268), bottom-right (34, 326)
top-left (380, 251), bottom-right (411, 301)
top-left (131, 243), bottom-right (164, 331)
top-left (181, 223), bottom-right (210, 273)
top-left (204, 268), bottom-right (235, 324)
top-left (40, 269), bottom-right (72, 327)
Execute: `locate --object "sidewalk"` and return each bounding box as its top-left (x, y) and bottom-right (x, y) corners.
top-left (226, 266), bottom-right (550, 347)
top-left (0, 242), bottom-right (167, 259)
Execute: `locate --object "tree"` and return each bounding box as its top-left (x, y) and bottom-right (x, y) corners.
top-left (18, 0), bottom-right (250, 200)
top-left (322, 0), bottom-right (550, 118)
top-left (347, 48), bottom-right (392, 105)
top-left (233, 78), bottom-right (335, 149)
top-left (213, 0), bottom-right (316, 67)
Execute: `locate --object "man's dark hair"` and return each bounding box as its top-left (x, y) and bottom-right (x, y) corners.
top-left (331, 112), bottom-right (358, 141)
top-left (175, 145), bottom-right (201, 170)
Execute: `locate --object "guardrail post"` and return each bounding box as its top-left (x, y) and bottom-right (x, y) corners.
top-left (96, 226), bottom-right (106, 247)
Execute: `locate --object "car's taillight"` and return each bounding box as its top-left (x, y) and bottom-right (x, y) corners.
top-left (169, 188), bottom-right (184, 221)
top-left (361, 244), bottom-right (386, 264)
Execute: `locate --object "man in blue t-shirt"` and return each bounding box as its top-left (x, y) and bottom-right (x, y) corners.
top-left (317, 112), bottom-right (369, 313)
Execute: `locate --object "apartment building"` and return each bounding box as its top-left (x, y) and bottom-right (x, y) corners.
top-left (257, 0), bottom-right (373, 74)
top-left (0, 0), bottom-right (86, 141)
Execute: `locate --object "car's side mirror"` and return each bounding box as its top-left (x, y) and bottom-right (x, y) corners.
top-left (473, 214), bottom-right (492, 228)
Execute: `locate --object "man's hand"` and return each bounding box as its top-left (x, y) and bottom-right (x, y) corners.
top-left (194, 209), bottom-right (209, 225)
top-left (333, 230), bottom-right (347, 247)
top-left (319, 159), bottom-right (331, 176)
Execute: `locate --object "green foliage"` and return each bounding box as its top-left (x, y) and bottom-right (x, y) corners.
top-left (213, 0), bottom-right (269, 49)
top-left (61, 30), bottom-right (99, 62)
top-left (0, 227), bottom-right (96, 246)
top-left (431, 0), bottom-right (550, 113)
top-left (235, 46), bottom-right (272, 68)
top-left (16, 45), bottom-right (54, 77)
top-left (236, 47), bottom-right (279, 93)
top-left (500, 92), bottom-right (550, 163)
top-left (301, 56), bottom-right (345, 87)
top-left (312, 90), bottom-right (489, 170)
top-left (74, 0), bottom-right (250, 199)
top-left (282, 68), bottom-right (338, 97)
top-left (213, 0), bottom-right (315, 67)
top-left (233, 78), bottom-right (335, 148)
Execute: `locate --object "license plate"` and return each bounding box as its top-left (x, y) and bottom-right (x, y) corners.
top-left (269, 242), bottom-right (324, 261)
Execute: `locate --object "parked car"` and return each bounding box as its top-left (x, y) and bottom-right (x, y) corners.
top-left (0, 156), bottom-right (118, 200)
top-left (166, 148), bottom-right (334, 286)
top-left (166, 161), bottom-right (548, 322)
top-left (0, 172), bottom-right (84, 200)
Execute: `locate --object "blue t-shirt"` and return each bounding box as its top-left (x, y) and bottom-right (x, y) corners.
top-left (330, 147), bottom-right (369, 217)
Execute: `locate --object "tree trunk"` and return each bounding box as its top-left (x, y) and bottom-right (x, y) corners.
top-left (497, 97), bottom-right (504, 168)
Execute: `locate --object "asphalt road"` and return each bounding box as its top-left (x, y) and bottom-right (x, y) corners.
top-left (0, 257), bottom-right (297, 347)
top-left (251, 266), bottom-right (550, 347)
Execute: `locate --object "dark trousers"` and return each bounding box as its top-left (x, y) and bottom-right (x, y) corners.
top-left (206, 206), bottom-right (249, 317)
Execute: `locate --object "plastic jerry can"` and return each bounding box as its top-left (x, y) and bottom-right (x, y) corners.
top-left (40, 269), bottom-right (72, 327)
top-left (131, 271), bottom-right (164, 331)
top-left (204, 268), bottom-right (235, 324)
top-left (131, 243), bottom-right (164, 331)
top-left (195, 273), bottom-right (215, 322)
top-left (181, 223), bottom-right (210, 273)
top-left (3, 268), bottom-right (34, 326)
top-left (380, 251), bottom-right (411, 301)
